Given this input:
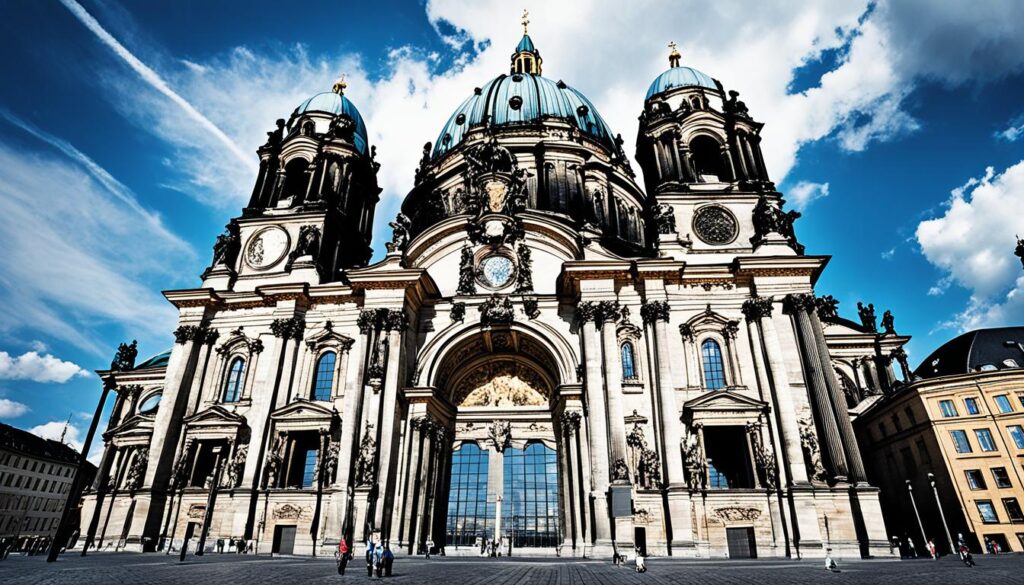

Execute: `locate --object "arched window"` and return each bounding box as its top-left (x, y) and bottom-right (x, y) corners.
top-left (701, 339), bottom-right (726, 390)
top-left (311, 352), bottom-right (337, 401)
top-left (690, 135), bottom-right (724, 181)
top-left (282, 158), bottom-right (310, 204)
top-left (224, 357), bottom-right (246, 402)
top-left (621, 342), bottom-right (637, 380)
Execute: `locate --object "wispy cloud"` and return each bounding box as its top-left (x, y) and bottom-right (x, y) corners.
top-left (58, 0), bottom-right (254, 171)
top-left (0, 398), bottom-right (30, 419)
top-left (0, 350), bottom-right (90, 383)
top-left (995, 115), bottom-right (1024, 142)
top-left (787, 181), bottom-right (830, 211)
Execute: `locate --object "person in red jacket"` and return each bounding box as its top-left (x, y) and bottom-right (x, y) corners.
top-left (336, 538), bottom-right (350, 574)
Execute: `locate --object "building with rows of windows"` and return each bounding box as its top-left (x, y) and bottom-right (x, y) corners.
top-left (76, 22), bottom-right (908, 559)
top-left (855, 327), bottom-right (1024, 555)
top-left (0, 422), bottom-right (95, 552)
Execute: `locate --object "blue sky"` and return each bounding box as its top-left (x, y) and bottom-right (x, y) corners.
top-left (1, 0), bottom-right (1023, 454)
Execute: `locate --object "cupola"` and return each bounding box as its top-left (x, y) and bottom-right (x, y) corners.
top-left (510, 9), bottom-right (542, 75)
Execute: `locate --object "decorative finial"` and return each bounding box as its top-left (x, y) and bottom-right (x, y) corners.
top-left (332, 73), bottom-right (347, 95)
top-left (521, 8), bottom-right (530, 35)
top-left (668, 41), bottom-right (681, 68)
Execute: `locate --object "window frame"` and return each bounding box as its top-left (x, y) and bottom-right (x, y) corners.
top-left (976, 500), bottom-right (1000, 524)
top-left (994, 394), bottom-right (1014, 414)
top-left (992, 467), bottom-right (1013, 489)
top-left (620, 341), bottom-right (638, 381)
top-left (222, 356), bottom-right (247, 403)
top-left (939, 399), bottom-right (958, 418)
top-left (950, 429), bottom-right (973, 453)
top-left (310, 350), bottom-right (338, 401)
top-left (700, 337), bottom-right (728, 391)
top-left (965, 469), bottom-right (987, 490)
top-left (975, 428), bottom-right (998, 452)
top-left (1003, 497), bottom-right (1024, 523)
top-left (1009, 425), bottom-right (1024, 449)
top-left (964, 397), bottom-right (980, 415)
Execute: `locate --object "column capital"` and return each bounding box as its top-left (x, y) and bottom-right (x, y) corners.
top-left (594, 300), bottom-right (621, 327)
top-left (357, 307), bottom-right (407, 333)
top-left (741, 296), bottom-right (773, 322)
top-left (560, 410), bottom-right (582, 434)
top-left (270, 316), bottom-right (306, 339)
top-left (640, 300), bottom-right (670, 324)
top-left (173, 324), bottom-right (219, 345)
top-left (782, 293), bottom-right (815, 315)
top-left (576, 301), bottom-right (598, 325)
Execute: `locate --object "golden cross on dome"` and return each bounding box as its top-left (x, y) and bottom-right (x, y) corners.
top-left (668, 41), bottom-right (681, 68)
top-left (332, 73), bottom-right (348, 95)
top-left (521, 8), bottom-right (530, 35)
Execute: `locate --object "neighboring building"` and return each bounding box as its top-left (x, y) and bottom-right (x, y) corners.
top-left (0, 422), bottom-right (95, 552)
top-left (78, 22), bottom-right (905, 559)
top-left (855, 327), bottom-right (1024, 555)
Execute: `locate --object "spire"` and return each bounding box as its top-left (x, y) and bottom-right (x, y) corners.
top-left (59, 413), bottom-right (71, 445)
top-left (332, 73), bottom-right (348, 96)
top-left (511, 9), bottom-right (542, 75)
top-left (668, 41), bottom-right (681, 68)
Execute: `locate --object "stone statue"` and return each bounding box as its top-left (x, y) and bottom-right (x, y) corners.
top-left (264, 435), bottom-right (284, 488)
top-left (515, 244), bottom-right (534, 293)
top-left (210, 223), bottom-right (241, 267)
top-left (291, 225), bottom-right (321, 260)
top-left (881, 310), bottom-right (896, 335)
top-left (857, 302), bottom-right (878, 332)
top-left (1016, 236), bottom-right (1024, 270)
top-left (322, 440), bottom-right (340, 485)
top-left (224, 443), bottom-right (247, 489)
top-left (488, 420), bottom-right (512, 453)
top-left (652, 203), bottom-right (676, 235)
top-left (456, 245), bottom-right (476, 295)
top-left (611, 458), bottom-right (630, 483)
top-left (170, 442), bottom-right (191, 490)
top-left (683, 429), bottom-right (706, 491)
top-left (265, 119), bottom-right (286, 148)
top-left (466, 135), bottom-right (515, 175)
top-left (124, 447), bottom-right (148, 493)
top-left (385, 213), bottom-right (412, 254)
top-left (414, 142), bottom-right (432, 185)
top-left (479, 294), bottom-right (515, 326)
top-left (815, 295), bottom-right (840, 321)
top-left (366, 337), bottom-right (388, 381)
top-left (355, 425), bottom-right (377, 486)
top-left (110, 340), bottom-right (138, 371)
top-left (798, 419), bottom-right (827, 482)
top-left (751, 193), bottom-right (803, 253)
top-left (327, 114), bottom-right (355, 141)
top-left (370, 145), bottom-right (380, 172)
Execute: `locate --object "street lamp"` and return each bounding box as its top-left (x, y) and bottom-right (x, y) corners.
top-left (928, 473), bottom-right (954, 554)
top-left (906, 480), bottom-right (927, 552)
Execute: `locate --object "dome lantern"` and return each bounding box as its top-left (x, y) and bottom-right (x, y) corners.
top-left (511, 9), bottom-right (542, 75)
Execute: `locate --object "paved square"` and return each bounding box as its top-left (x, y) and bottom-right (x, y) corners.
top-left (2, 553), bottom-right (1023, 585)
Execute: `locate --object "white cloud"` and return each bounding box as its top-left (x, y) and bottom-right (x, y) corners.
top-left (28, 419), bottom-right (103, 464)
top-left (916, 161), bottom-right (1024, 329)
top-left (0, 398), bottom-right (30, 418)
top-left (787, 181), bottom-right (830, 211)
top-left (30, 340), bottom-right (48, 352)
top-left (0, 351), bottom-right (91, 383)
top-left (996, 116), bottom-right (1024, 142)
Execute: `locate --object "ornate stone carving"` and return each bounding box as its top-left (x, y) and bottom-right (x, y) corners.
top-left (289, 225), bottom-right (321, 263)
top-left (741, 297), bottom-right (773, 322)
top-left (187, 504), bottom-right (206, 519)
top-left (515, 244), bottom-right (533, 293)
top-left (385, 213), bottom-right (412, 254)
top-left (357, 308), bottom-right (406, 334)
top-left (123, 447), bottom-right (148, 493)
top-left (354, 424), bottom-right (377, 486)
top-left (747, 421), bottom-right (777, 490)
top-left (798, 418), bottom-right (828, 482)
top-left (857, 302), bottom-right (878, 332)
top-left (522, 296), bottom-right (540, 319)
top-left (456, 361), bottom-right (548, 407)
top-left (270, 317), bottom-right (305, 340)
top-left (652, 203), bottom-right (676, 234)
top-left (413, 142), bottom-right (432, 185)
top-left (264, 433), bottom-right (285, 488)
top-left (751, 193), bottom-right (803, 253)
top-left (174, 325), bottom-right (218, 345)
top-left (321, 438), bottom-right (340, 486)
top-left (683, 426), bottom-right (706, 491)
top-left (170, 440), bottom-right (192, 490)
top-left (594, 301), bottom-right (621, 327)
top-left (611, 458), bottom-right (630, 483)
top-left (479, 294), bottom-right (515, 327)
top-left (815, 295), bottom-right (840, 322)
top-left (560, 410), bottom-right (581, 434)
top-left (640, 300), bottom-right (670, 324)
top-left (881, 310), bottom-right (896, 335)
top-left (273, 504), bottom-right (303, 520)
top-left (488, 420), bottom-right (512, 453)
top-left (450, 302), bottom-right (466, 323)
top-left (110, 340), bottom-right (138, 371)
top-left (693, 205), bottom-right (738, 245)
top-left (626, 421), bottom-right (661, 489)
top-left (576, 301), bottom-right (598, 325)
top-left (713, 507), bottom-right (762, 522)
top-left (678, 323), bottom-right (694, 341)
top-left (223, 442), bottom-right (247, 489)
top-left (456, 245), bottom-right (477, 295)
top-left (210, 222), bottom-right (241, 267)
top-left (724, 320), bottom-right (740, 339)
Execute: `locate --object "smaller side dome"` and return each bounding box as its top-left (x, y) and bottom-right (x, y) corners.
top-left (646, 66), bottom-right (718, 100)
top-left (295, 91), bottom-right (369, 154)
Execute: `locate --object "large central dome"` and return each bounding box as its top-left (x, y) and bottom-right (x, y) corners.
top-left (432, 73), bottom-right (618, 159)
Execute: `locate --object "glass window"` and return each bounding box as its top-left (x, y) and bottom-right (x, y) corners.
top-left (312, 352), bottom-right (337, 401)
top-left (701, 339), bottom-right (727, 390)
top-left (939, 400), bottom-right (958, 417)
top-left (964, 398), bottom-right (980, 415)
top-left (977, 500), bottom-right (999, 523)
top-left (502, 443), bottom-right (560, 548)
top-left (621, 343), bottom-right (637, 380)
top-left (301, 448), bottom-right (318, 488)
top-left (995, 395), bottom-right (1014, 414)
top-left (223, 357), bottom-right (246, 403)
top-left (1009, 425), bottom-right (1024, 449)
top-left (1003, 498), bottom-right (1024, 523)
top-left (966, 469), bottom-right (987, 490)
top-left (992, 467), bottom-right (1013, 488)
top-left (445, 443), bottom-right (492, 548)
top-left (1017, 394), bottom-right (1024, 410)
top-left (976, 429), bottom-right (998, 452)
top-left (950, 430), bottom-right (972, 453)
top-left (138, 392), bottom-right (162, 415)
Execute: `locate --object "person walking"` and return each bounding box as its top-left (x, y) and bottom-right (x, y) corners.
top-left (366, 540), bottom-right (375, 577)
top-left (906, 536), bottom-right (917, 559)
top-left (383, 543), bottom-right (394, 577)
top-left (425, 538), bottom-right (433, 560)
top-left (336, 538), bottom-right (349, 575)
top-left (927, 538), bottom-right (937, 560)
top-left (634, 547), bottom-right (646, 573)
top-left (373, 542), bottom-right (384, 577)
top-left (825, 548), bottom-right (839, 572)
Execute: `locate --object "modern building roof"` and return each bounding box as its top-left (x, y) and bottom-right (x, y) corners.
top-left (295, 92), bottom-right (369, 154)
top-left (432, 73), bottom-right (618, 159)
top-left (0, 422), bottom-right (83, 465)
top-left (645, 66), bottom-right (718, 100)
top-left (913, 326), bottom-right (1024, 379)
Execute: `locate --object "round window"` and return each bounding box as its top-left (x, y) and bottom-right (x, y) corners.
top-left (692, 205), bottom-right (739, 245)
top-left (138, 392), bottom-right (162, 415)
top-left (479, 255), bottom-right (515, 289)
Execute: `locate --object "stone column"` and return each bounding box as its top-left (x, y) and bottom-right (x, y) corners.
top-left (577, 302), bottom-right (611, 543)
top-left (374, 311), bottom-right (406, 532)
top-left (560, 411), bottom-right (583, 549)
top-left (598, 302), bottom-right (629, 480)
top-left (742, 297), bottom-right (808, 484)
top-left (335, 312), bottom-right (374, 539)
top-left (784, 294), bottom-right (848, 481)
top-left (413, 419), bottom-right (437, 552)
top-left (807, 305), bottom-right (866, 483)
top-left (641, 300), bottom-right (693, 551)
top-left (398, 416), bottom-right (425, 551)
top-left (724, 321), bottom-right (743, 387)
top-left (574, 408), bottom-right (593, 546)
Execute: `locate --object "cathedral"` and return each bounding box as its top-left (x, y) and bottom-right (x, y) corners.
top-left (78, 21), bottom-right (912, 559)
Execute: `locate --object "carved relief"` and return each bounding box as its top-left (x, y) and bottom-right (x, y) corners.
top-left (273, 504), bottom-right (304, 520)
top-left (454, 361), bottom-right (548, 407)
top-left (187, 504), bottom-right (206, 519)
top-left (713, 507), bottom-right (761, 522)
top-left (487, 420), bottom-right (512, 453)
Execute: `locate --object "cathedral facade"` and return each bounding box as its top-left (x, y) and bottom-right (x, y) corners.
top-left (78, 28), bottom-right (909, 559)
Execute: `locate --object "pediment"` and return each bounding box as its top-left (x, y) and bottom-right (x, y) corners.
top-left (270, 398), bottom-right (338, 422)
top-left (305, 322), bottom-right (354, 350)
top-left (184, 405), bottom-right (246, 428)
top-left (683, 390), bottom-right (767, 413)
top-left (103, 415), bottom-right (154, 441)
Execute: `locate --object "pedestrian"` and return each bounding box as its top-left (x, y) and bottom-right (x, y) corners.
top-left (383, 543), bottom-right (394, 576)
top-left (825, 548), bottom-right (839, 572)
top-left (927, 538), bottom-right (937, 560)
top-left (337, 538), bottom-right (349, 575)
top-left (906, 537), bottom-right (917, 558)
top-left (891, 535), bottom-right (901, 558)
top-left (635, 547), bottom-right (646, 573)
top-left (959, 542), bottom-right (975, 567)
top-left (374, 541), bottom-right (384, 577)
top-left (366, 540), bottom-right (375, 577)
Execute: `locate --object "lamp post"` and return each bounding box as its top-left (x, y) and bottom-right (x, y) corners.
top-left (928, 473), bottom-right (954, 554)
top-left (906, 480), bottom-right (927, 552)
top-left (195, 446), bottom-right (225, 556)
